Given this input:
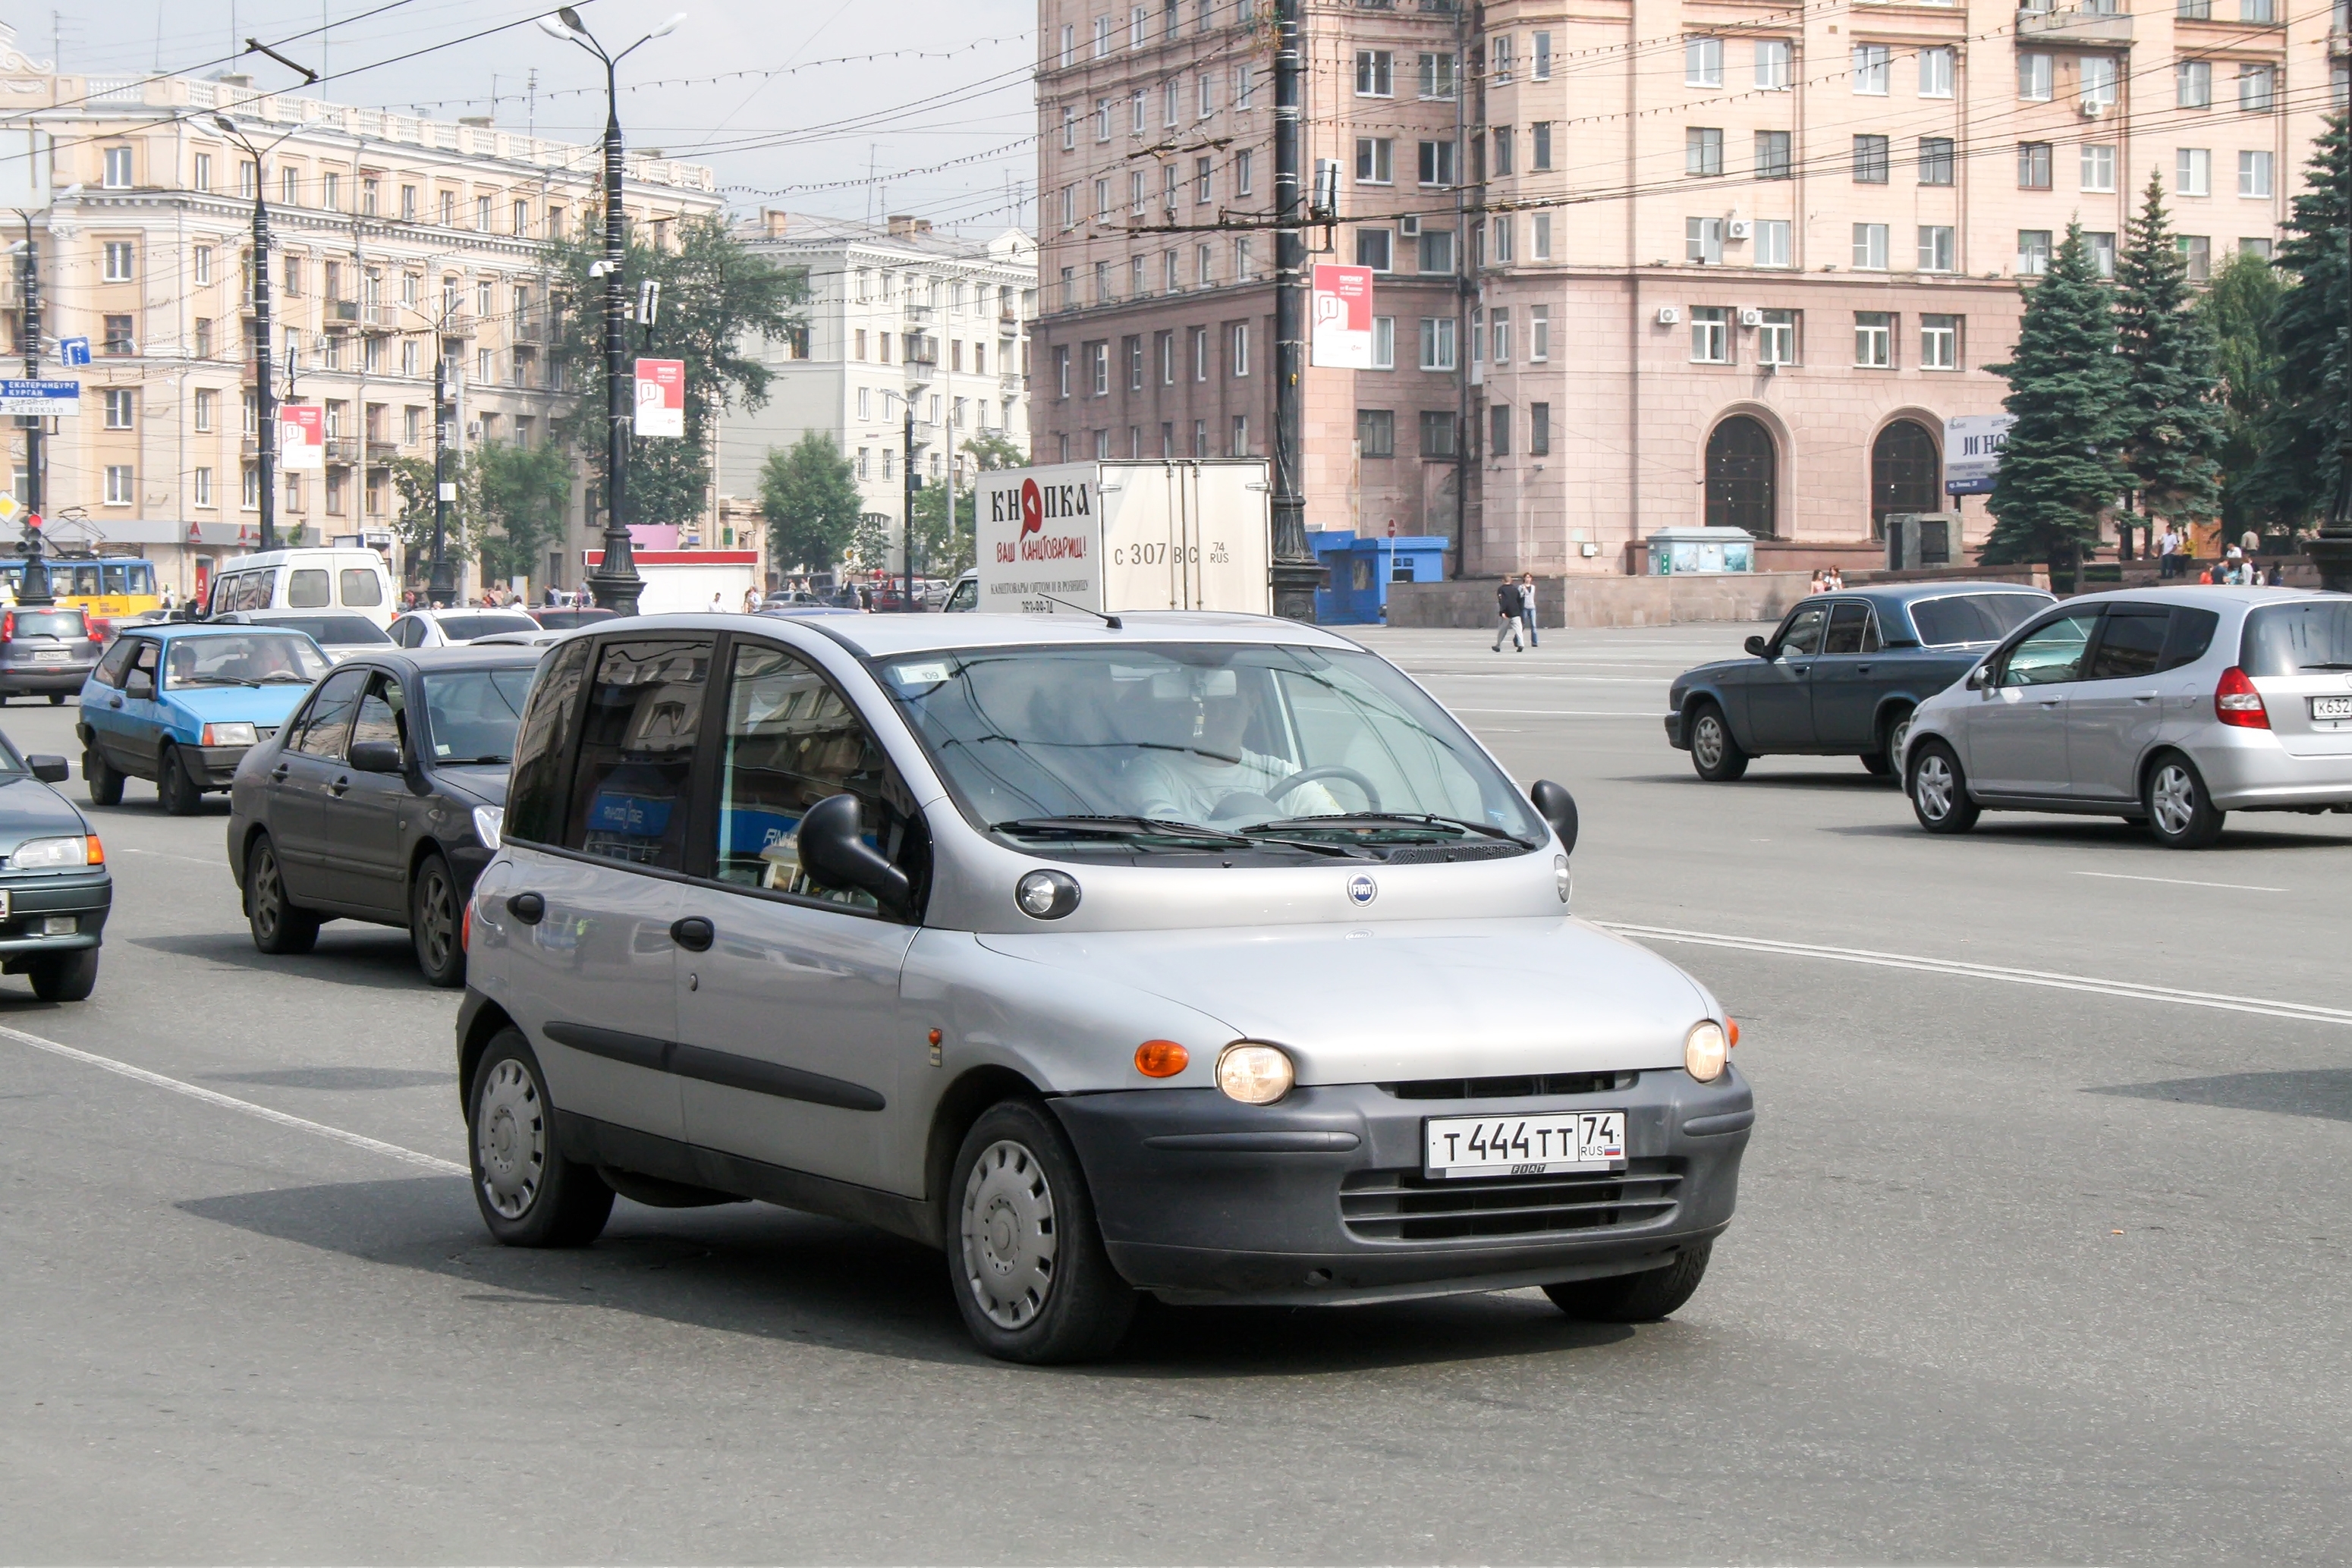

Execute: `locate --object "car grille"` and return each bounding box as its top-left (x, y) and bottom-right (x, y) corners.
top-left (1382, 840), bottom-right (1523, 865)
top-left (1384, 1070), bottom-right (1638, 1100)
top-left (1340, 1159), bottom-right (1682, 1242)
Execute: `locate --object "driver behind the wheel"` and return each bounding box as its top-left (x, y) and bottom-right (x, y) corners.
top-left (1122, 674), bottom-right (1342, 825)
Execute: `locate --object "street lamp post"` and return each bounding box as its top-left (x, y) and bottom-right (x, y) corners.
top-left (2309, 156), bottom-right (2352, 591)
top-left (14, 215), bottom-right (53, 607)
top-left (212, 116), bottom-right (299, 556)
top-left (1266, 0), bottom-right (1322, 621)
top-left (541, 8), bottom-right (684, 617)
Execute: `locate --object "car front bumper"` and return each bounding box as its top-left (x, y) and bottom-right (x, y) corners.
top-left (1663, 709), bottom-right (1687, 749)
top-left (0, 869), bottom-right (112, 961)
top-left (2185, 730), bottom-right (2352, 811)
top-left (1052, 1067), bottom-right (1751, 1306)
top-left (188, 743), bottom-right (253, 789)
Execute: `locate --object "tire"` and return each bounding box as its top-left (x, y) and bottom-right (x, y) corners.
top-left (1907, 739), bottom-right (1980, 834)
top-left (2144, 753), bottom-right (2225, 849)
top-left (84, 752), bottom-right (122, 807)
top-left (1872, 705), bottom-right (1915, 783)
top-left (47, 693), bottom-right (63, 706)
top-left (156, 744), bottom-right (201, 815)
top-left (244, 833), bottom-right (322, 955)
top-left (1544, 1242), bottom-right (1712, 1322)
top-left (468, 1029), bottom-right (613, 1248)
top-left (1687, 702), bottom-right (1750, 783)
top-left (947, 1099), bottom-right (1137, 1365)
top-left (409, 852), bottom-right (465, 988)
top-left (1859, 751), bottom-right (1891, 778)
top-left (27, 949), bottom-right (99, 1003)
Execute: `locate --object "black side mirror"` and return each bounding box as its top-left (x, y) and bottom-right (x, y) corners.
top-left (796, 792), bottom-right (911, 917)
top-left (347, 739), bottom-right (402, 774)
top-left (26, 754), bottom-right (68, 784)
top-left (125, 672), bottom-right (155, 699)
top-left (1744, 635), bottom-right (1772, 659)
top-left (1530, 779), bottom-right (1579, 856)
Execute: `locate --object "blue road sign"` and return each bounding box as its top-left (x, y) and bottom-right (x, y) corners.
top-left (58, 337), bottom-right (90, 367)
top-left (0, 380), bottom-right (81, 416)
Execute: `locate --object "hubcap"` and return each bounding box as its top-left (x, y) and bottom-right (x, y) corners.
top-left (417, 869), bottom-right (454, 969)
top-left (1888, 715), bottom-right (1913, 768)
top-left (1693, 715), bottom-right (1725, 770)
top-left (253, 850), bottom-right (281, 938)
top-left (1916, 754), bottom-right (1954, 820)
top-left (2152, 765), bottom-right (2197, 835)
top-left (960, 1138), bottom-right (1058, 1331)
top-left (475, 1057), bottom-right (546, 1220)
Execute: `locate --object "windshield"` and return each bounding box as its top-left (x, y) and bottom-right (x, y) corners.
top-left (880, 643), bottom-right (1544, 850)
top-left (1910, 592), bottom-right (2052, 647)
top-left (258, 614), bottom-right (392, 646)
top-left (8, 610), bottom-right (87, 640)
top-left (162, 633), bottom-right (332, 689)
top-left (420, 667), bottom-right (536, 763)
top-left (2242, 599), bottom-right (2352, 675)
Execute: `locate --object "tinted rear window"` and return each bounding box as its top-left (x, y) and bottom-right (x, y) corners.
top-left (1910, 592), bottom-right (2053, 646)
top-left (435, 613), bottom-right (541, 641)
top-left (530, 609), bottom-right (618, 630)
top-left (2241, 600), bottom-right (2352, 676)
top-left (8, 610), bottom-right (86, 639)
top-left (260, 614), bottom-right (392, 646)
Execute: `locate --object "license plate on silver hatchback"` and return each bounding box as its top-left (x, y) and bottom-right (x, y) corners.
top-left (1423, 1111), bottom-right (1625, 1180)
top-left (2311, 696), bottom-right (2352, 721)
top-left (30, 650), bottom-right (68, 663)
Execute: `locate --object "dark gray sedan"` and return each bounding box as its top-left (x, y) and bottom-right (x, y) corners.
top-left (225, 646), bottom-right (539, 985)
top-left (1665, 583), bottom-right (2055, 781)
top-left (0, 731), bottom-right (111, 1000)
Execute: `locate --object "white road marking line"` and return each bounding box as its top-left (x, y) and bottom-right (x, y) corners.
top-left (2074, 870), bottom-right (2286, 894)
top-left (0, 1023), bottom-right (467, 1175)
top-left (1599, 922), bottom-right (2352, 1026)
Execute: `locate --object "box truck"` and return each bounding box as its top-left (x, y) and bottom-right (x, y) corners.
top-left (972, 459), bottom-right (1271, 617)
top-left (583, 548), bottom-right (760, 613)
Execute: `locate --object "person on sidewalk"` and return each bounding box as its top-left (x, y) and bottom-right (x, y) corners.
top-left (1492, 578), bottom-right (1524, 652)
top-left (1519, 573), bottom-right (1540, 648)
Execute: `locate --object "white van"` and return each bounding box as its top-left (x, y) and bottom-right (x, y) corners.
top-left (206, 549), bottom-right (397, 629)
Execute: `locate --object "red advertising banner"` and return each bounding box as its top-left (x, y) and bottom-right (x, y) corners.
top-left (634, 358), bottom-right (685, 438)
top-left (1310, 264), bottom-right (1376, 368)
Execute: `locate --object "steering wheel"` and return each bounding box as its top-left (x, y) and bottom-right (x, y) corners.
top-left (1268, 766), bottom-right (1382, 812)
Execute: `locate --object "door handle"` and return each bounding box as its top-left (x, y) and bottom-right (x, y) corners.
top-left (329, 775), bottom-right (351, 796)
top-left (506, 891), bottom-right (546, 924)
top-left (670, 916), bottom-right (715, 952)
top-left (1855, 665), bottom-right (1872, 675)
top-left (2132, 693), bottom-right (2158, 704)
top-left (270, 764), bottom-right (289, 783)
top-left (2038, 701), bottom-right (2061, 710)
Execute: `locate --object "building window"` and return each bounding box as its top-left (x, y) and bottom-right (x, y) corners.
top-left (1089, 341), bottom-right (1110, 395)
top-left (1855, 312), bottom-right (1894, 367)
top-left (1532, 122), bottom-right (1552, 170)
top-left (1530, 305), bottom-right (1549, 361)
top-left (2240, 236), bottom-right (2273, 260)
top-left (1356, 49), bottom-right (1393, 96)
top-left (1417, 140), bottom-right (1457, 187)
top-left (1489, 405), bottom-right (1511, 457)
top-left (2179, 148), bottom-right (2212, 196)
top-left (1355, 137), bottom-right (1393, 185)
top-left (1756, 39), bottom-right (1791, 90)
top-left (1921, 315), bottom-right (1959, 369)
top-left (1492, 127), bottom-right (1514, 177)
top-left (2243, 0), bottom-right (2278, 17)
top-left (1193, 326), bottom-right (1210, 380)
top-left (1920, 137), bottom-right (1954, 186)
top-left (1759, 309), bottom-right (1798, 365)
top-left (401, 185), bottom-right (417, 221)
top-left (2180, 61), bottom-right (2212, 108)
top-left (1053, 344), bottom-right (1070, 397)
top-left (1418, 317), bottom-right (1457, 370)
top-left (1691, 306), bottom-right (1731, 363)
top-left (2019, 229), bottom-right (2053, 274)
top-left (102, 146), bottom-right (132, 187)
top-left (1530, 403), bottom-right (1551, 455)
top-left (1532, 213), bottom-right (1552, 259)
top-left (2237, 64), bottom-right (2276, 111)
top-left (2019, 142), bottom-right (2054, 189)
top-left (1756, 220), bottom-right (1791, 267)
top-left (105, 465), bottom-right (134, 505)
top-left (1418, 229), bottom-right (1455, 275)
top-left (1229, 414), bottom-right (1248, 456)
top-left (103, 315), bottom-right (134, 355)
top-left (2081, 56), bottom-right (2119, 108)
top-left (1533, 31), bottom-right (1552, 79)
top-left (192, 467), bottom-right (214, 508)
top-left (193, 388), bottom-right (215, 432)
top-left (1853, 135), bottom-right (1889, 184)
top-left (1756, 130), bottom-right (1791, 180)
top-left (1357, 409), bottom-right (1395, 457)
top-left (102, 388), bottom-right (134, 429)
top-left (1919, 225), bottom-right (1955, 272)
top-left (1419, 411), bottom-right (1457, 458)
top-left (1372, 316), bottom-right (1395, 368)
top-left (1491, 36), bottom-right (1514, 85)
top-left (102, 240), bottom-right (134, 281)
top-left (2178, 0), bottom-right (2212, 13)
top-left (2082, 143), bottom-right (2117, 193)
top-left (1492, 306), bottom-right (1511, 363)
top-left (1126, 336), bottom-right (1144, 391)
top-left (322, 172), bottom-right (339, 210)
top-left (193, 152), bottom-right (212, 191)
top-left (2086, 231), bottom-right (2118, 277)
top-left (1687, 127), bottom-right (1725, 177)
top-left (1195, 156), bottom-right (1213, 203)
top-left (1853, 44), bottom-right (1890, 96)
top-left (1853, 223), bottom-right (1889, 270)
top-left (2020, 52), bottom-right (2054, 102)
top-left (2240, 149), bottom-right (2274, 196)
top-left (1357, 228), bottom-right (1393, 271)
top-left (1686, 36), bottom-right (1723, 88)
top-left (1687, 217), bottom-right (1724, 264)
top-left (193, 246), bottom-right (212, 285)
top-left (1920, 46), bottom-right (1954, 98)
top-left (1492, 217), bottom-right (1513, 263)
top-left (1230, 323), bottom-right (1250, 376)
top-left (1417, 52), bottom-right (1457, 99)
top-left (2178, 235), bottom-right (2212, 281)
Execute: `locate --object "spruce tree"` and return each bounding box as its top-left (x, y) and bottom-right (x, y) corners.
top-left (2198, 250), bottom-right (2285, 535)
top-left (2114, 174), bottom-right (2223, 540)
top-left (1984, 222), bottom-right (2128, 572)
top-left (2246, 111), bottom-right (2352, 529)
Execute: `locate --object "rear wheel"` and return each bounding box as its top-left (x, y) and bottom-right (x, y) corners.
top-left (1907, 740), bottom-right (1980, 834)
top-left (27, 949), bottom-right (99, 1003)
top-left (47, 693), bottom-right (63, 706)
top-left (469, 1029), bottom-right (612, 1247)
top-left (156, 744), bottom-right (201, 815)
top-left (409, 852), bottom-right (464, 988)
top-left (85, 752), bottom-right (121, 807)
top-left (948, 1099), bottom-right (1136, 1364)
top-left (1687, 702), bottom-right (1750, 783)
top-left (1545, 1243), bottom-right (1712, 1322)
top-left (2144, 754), bottom-right (2225, 849)
top-left (245, 833), bottom-right (322, 954)
top-left (1872, 705), bottom-right (1914, 783)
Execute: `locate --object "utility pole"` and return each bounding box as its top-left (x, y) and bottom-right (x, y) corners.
top-left (2310, 152), bottom-right (2352, 590)
top-left (429, 337), bottom-right (458, 605)
top-left (16, 215), bottom-right (52, 607)
top-left (1267, 0), bottom-right (1320, 621)
top-left (214, 116), bottom-right (282, 551)
top-left (903, 398), bottom-right (919, 611)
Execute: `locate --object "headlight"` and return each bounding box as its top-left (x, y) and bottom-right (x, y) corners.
top-left (10, 834), bottom-right (87, 870)
top-left (1685, 1020), bottom-right (1728, 1083)
top-left (1215, 1042), bottom-right (1295, 1105)
top-left (201, 722), bottom-right (257, 746)
top-left (1014, 869), bottom-right (1080, 919)
top-left (472, 806), bottom-right (505, 850)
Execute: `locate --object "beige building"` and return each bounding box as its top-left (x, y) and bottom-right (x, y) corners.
top-left (0, 25), bottom-right (720, 599)
top-left (1034, 0), bottom-right (2338, 578)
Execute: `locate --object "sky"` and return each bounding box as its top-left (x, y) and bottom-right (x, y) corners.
top-left (28, 0), bottom-right (1040, 234)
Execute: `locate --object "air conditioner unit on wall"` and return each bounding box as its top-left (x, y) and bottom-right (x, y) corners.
top-left (1726, 219), bottom-right (1753, 240)
top-left (1739, 307), bottom-right (1764, 327)
top-left (2078, 99), bottom-right (2108, 118)
top-left (1656, 305), bottom-right (1681, 325)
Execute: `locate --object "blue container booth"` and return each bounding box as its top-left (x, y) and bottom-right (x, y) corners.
top-left (1310, 530), bottom-right (1448, 624)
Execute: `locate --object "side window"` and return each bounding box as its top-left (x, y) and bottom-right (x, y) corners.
top-left (2086, 608), bottom-right (2170, 680)
top-left (95, 636), bottom-right (141, 687)
top-left (1998, 611), bottom-right (2099, 687)
top-left (1861, 609), bottom-right (1882, 653)
top-left (291, 666), bottom-right (369, 757)
top-left (351, 672), bottom-right (407, 758)
top-left (1821, 602), bottom-right (1871, 655)
top-left (1776, 605), bottom-right (1829, 657)
top-left (710, 640), bottom-right (920, 911)
top-left (127, 640), bottom-right (160, 693)
top-left (339, 567), bottom-right (384, 607)
top-left (237, 573), bottom-right (275, 611)
top-left (391, 617), bottom-right (423, 648)
top-left (2161, 608), bottom-right (2219, 671)
top-left (287, 568), bottom-right (332, 609)
top-left (505, 636), bottom-right (595, 845)
top-left (207, 573), bottom-right (241, 616)
top-left (562, 638), bottom-right (712, 869)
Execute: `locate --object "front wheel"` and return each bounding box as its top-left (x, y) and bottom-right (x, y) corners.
top-left (156, 745), bottom-right (201, 815)
top-left (2144, 754), bottom-right (2225, 849)
top-left (469, 1030), bottom-right (612, 1247)
top-left (1687, 702), bottom-right (1750, 783)
top-left (85, 752), bottom-right (122, 807)
top-left (27, 949), bottom-right (98, 1002)
top-left (947, 1100), bottom-right (1136, 1365)
top-left (245, 833), bottom-right (322, 954)
top-left (1545, 1242), bottom-right (1712, 1322)
top-left (1907, 739), bottom-right (1980, 834)
top-left (409, 852), bottom-right (465, 988)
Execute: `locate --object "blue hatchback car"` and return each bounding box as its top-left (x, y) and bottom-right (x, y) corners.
top-left (76, 624), bottom-right (333, 815)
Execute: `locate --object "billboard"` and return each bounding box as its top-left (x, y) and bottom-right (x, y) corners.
top-left (1310, 264), bottom-right (1376, 368)
top-left (278, 404), bottom-right (324, 470)
top-left (634, 357), bottom-right (685, 438)
top-left (1944, 413), bottom-right (2015, 495)
top-left (974, 463), bottom-right (1104, 614)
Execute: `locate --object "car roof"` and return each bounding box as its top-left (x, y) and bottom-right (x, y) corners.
top-left (399, 607), bottom-right (541, 621)
top-left (586, 608), bottom-right (1364, 658)
top-left (124, 621), bottom-right (315, 640)
top-left (2055, 584), bottom-right (2349, 610)
top-left (335, 645), bottom-right (546, 671)
top-left (1835, 581), bottom-right (2058, 608)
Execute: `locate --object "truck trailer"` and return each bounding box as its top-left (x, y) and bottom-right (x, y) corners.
top-left (972, 460), bottom-right (1271, 617)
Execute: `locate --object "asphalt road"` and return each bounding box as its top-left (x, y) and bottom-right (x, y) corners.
top-left (2, 625), bottom-right (2347, 1565)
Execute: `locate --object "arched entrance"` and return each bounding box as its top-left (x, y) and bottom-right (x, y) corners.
top-left (1705, 416), bottom-right (1776, 537)
top-left (1871, 419), bottom-right (1942, 537)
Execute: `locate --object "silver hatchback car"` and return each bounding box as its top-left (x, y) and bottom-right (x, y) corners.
top-left (456, 611), bottom-right (1753, 1362)
top-left (1903, 586), bottom-right (2352, 847)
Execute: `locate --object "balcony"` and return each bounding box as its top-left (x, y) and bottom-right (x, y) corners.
top-left (360, 304), bottom-right (400, 334)
top-left (366, 439), bottom-right (399, 463)
top-left (2016, 7), bottom-right (2133, 46)
top-left (323, 437), bottom-right (358, 464)
top-left (323, 300), bottom-right (358, 332)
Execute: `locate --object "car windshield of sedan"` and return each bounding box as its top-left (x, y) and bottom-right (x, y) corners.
top-left (163, 633), bottom-right (332, 689)
top-left (420, 668), bottom-right (536, 763)
top-left (1909, 592), bottom-right (2053, 647)
top-left (880, 643), bottom-right (1544, 850)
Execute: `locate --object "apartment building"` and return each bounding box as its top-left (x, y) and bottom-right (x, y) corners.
top-left (0, 24), bottom-right (720, 597)
top-left (718, 211), bottom-right (1037, 575)
top-left (1030, 0), bottom-right (1470, 542)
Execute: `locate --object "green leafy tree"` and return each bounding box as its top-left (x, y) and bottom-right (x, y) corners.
top-left (388, 454), bottom-right (471, 572)
top-left (2247, 112), bottom-right (2352, 530)
top-left (1984, 222), bottom-right (2128, 574)
top-left (2113, 174), bottom-right (2223, 541)
top-left (471, 441), bottom-right (572, 584)
top-left (757, 432), bottom-right (862, 576)
top-left (2199, 250), bottom-right (2286, 534)
top-left (547, 214), bottom-right (807, 532)
top-left (849, 512), bottom-right (892, 573)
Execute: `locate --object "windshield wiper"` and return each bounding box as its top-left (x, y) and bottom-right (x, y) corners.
top-left (2292, 661), bottom-right (2352, 671)
top-left (175, 674), bottom-right (258, 687)
top-left (1246, 811), bottom-right (1534, 847)
top-left (990, 815), bottom-right (1363, 857)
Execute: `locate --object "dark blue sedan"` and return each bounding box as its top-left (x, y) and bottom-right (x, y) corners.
top-left (1665, 583), bottom-right (2055, 781)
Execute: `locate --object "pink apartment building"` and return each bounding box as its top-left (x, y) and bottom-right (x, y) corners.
top-left (1037, 0), bottom-right (2341, 577)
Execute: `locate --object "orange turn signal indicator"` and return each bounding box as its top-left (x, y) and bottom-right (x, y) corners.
top-left (1134, 1039), bottom-right (1190, 1078)
top-left (84, 833), bottom-right (103, 866)
top-left (1727, 1018), bottom-right (1740, 1048)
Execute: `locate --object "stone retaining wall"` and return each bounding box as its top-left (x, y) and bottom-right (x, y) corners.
top-left (1388, 572), bottom-right (1816, 630)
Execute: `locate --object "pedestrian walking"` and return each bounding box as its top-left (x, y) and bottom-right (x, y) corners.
top-left (1519, 573), bottom-right (1540, 648)
top-left (1491, 578), bottom-right (1524, 652)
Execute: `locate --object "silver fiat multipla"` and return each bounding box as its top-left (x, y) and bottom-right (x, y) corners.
top-left (456, 611), bottom-right (1753, 1362)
